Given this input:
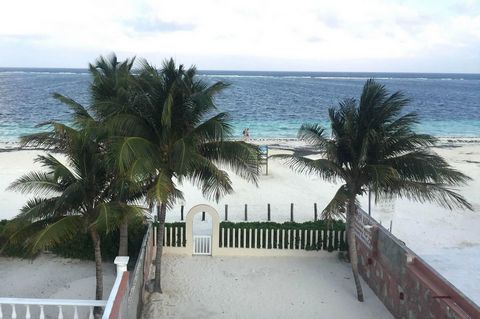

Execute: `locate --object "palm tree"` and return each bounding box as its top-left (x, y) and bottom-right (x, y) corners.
top-left (109, 59), bottom-right (260, 293)
top-left (278, 79), bottom-right (472, 301)
top-left (88, 54), bottom-right (139, 256)
top-left (7, 96), bottom-right (142, 307)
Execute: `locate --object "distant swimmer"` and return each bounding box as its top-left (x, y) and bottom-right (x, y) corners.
top-left (242, 128), bottom-right (250, 141)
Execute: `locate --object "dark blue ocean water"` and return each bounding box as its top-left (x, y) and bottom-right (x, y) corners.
top-left (0, 68), bottom-right (479, 146)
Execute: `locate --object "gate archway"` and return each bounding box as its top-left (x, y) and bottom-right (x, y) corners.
top-left (185, 204), bottom-right (220, 256)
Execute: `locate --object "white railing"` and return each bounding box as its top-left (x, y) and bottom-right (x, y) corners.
top-left (0, 299), bottom-right (106, 319)
top-left (193, 235), bottom-right (211, 255)
top-left (102, 257), bottom-right (129, 319)
top-left (0, 257), bottom-right (130, 319)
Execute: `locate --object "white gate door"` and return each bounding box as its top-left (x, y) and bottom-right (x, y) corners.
top-left (193, 235), bottom-right (212, 255)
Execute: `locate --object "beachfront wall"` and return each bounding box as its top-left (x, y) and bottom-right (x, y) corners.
top-left (353, 208), bottom-right (480, 319)
top-left (162, 204), bottom-right (346, 257)
top-left (128, 225), bottom-right (155, 319)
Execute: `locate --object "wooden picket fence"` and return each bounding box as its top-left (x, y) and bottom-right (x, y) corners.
top-left (161, 222), bottom-right (347, 252)
top-left (219, 225), bottom-right (347, 251)
top-left (162, 223), bottom-right (186, 247)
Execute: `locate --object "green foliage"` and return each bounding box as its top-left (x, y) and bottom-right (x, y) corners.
top-left (219, 220), bottom-right (347, 252)
top-left (163, 223), bottom-right (186, 247)
top-left (52, 218), bottom-right (147, 263)
top-left (220, 220), bottom-right (345, 231)
top-left (0, 219), bottom-right (28, 257)
top-left (100, 58), bottom-right (260, 207)
top-left (1, 218), bottom-right (147, 263)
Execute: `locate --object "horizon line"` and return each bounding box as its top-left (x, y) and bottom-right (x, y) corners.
top-left (0, 66), bottom-right (479, 75)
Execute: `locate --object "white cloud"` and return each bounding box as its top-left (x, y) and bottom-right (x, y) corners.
top-left (0, 0), bottom-right (479, 72)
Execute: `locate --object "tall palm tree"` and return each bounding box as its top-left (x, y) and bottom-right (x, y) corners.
top-left (88, 54), bottom-right (139, 256)
top-left (109, 59), bottom-right (260, 292)
top-left (279, 79), bottom-right (472, 301)
top-left (7, 96), bottom-right (142, 306)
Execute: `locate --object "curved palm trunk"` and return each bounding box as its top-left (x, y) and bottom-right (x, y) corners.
top-left (154, 203), bottom-right (167, 293)
top-left (90, 228), bottom-right (104, 318)
top-left (347, 197), bottom-right (364, 302)
top-left (118, 219), bottom-right (128, 256)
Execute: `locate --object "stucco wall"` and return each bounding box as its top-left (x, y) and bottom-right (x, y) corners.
top-left (355, 219), bottom-right (480, 319)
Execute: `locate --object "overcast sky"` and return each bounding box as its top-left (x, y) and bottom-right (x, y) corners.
top-left (0, 0), bottom-right (479, 72)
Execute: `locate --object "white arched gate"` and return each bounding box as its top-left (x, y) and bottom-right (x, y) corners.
top-left (193, 235), bottom-right (212, 255)
top-left (185, 204), bottom-right (220, 256)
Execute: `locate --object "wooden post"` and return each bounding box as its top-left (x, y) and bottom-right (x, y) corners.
top-left (368, 187), bottom-right (372, 216)
top-left (314, 203), bottom-right (318, 221)
top-left (290, 203), bottom-right (294, 222)
top-left (244, 204), bottom-right (248, 221)
top-left (266, 147), bottom-right (269, 175)
top-left (225, 204), bottom-right (228, 221)
top-left (180, 205), bottom-right (184, 221)
top-left (267, 203), bottom-right (271, 221)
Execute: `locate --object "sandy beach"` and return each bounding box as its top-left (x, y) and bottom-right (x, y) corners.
top-left (0, 138), bottom-right (479, 307)
top-left (142, 255), bottom-right (393, 319)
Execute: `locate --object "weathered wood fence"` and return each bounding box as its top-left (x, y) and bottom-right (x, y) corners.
top-left (219, 225), bottom-right (346, 251)
top-left (160, 222), bottom-right (346, 252)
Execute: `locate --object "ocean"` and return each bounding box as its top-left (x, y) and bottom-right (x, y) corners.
top-left (0, 68), bottom-right (479, 148)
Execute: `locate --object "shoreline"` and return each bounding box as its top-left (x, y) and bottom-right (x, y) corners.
top-left (2, 136), bottom-right (480, 153)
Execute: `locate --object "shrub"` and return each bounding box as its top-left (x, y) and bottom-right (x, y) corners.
top-left (220, 219), bottom-right (346, 231)
top-left (0, 218), bottom-right (147, 265)
top-left (218, 219), bottom-right (347, 251)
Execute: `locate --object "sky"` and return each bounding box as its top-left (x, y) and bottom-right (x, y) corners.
top-left (0, 0), bottom-right (479, 72)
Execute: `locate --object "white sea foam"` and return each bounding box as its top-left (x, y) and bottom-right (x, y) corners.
top-left (0, 71), bottom-right (88, 75)
top-left (198, 74), bottom-right (467, 81)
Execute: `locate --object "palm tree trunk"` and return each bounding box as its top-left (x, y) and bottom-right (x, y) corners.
top-left (118, 219), bottom-right (128, 256)
top-left (154, 202), bottom-right (167, 293)
top-left (90, 228), bottom-right (104, 318)
top-left (347, 197), bottom-right (364, 302)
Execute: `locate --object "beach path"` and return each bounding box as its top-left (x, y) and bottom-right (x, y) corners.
top-left (142, 254), bottom-right (393, 319)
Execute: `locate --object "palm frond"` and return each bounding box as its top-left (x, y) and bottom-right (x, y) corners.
top-left (274, 154), bottom-right (343, 182)
top-left (112, 137), bottom-right (158, 175)
top-left (385, 150), bottom-right (471, 185)
top-left (52, 93), bottom-right (93, 123)
top-left (199, 141), bottom-right (260, 185)
top-left (16, 197), bottom-right (61, 222)
top-left (298, 123), bottom-right (328, 148)
top-left (28, 216), bottom-right (83, 253)
top-left (322, 185), bottom-right (350, 220)
top-left (7, 172), bottom-right (62, 196)
top-left (187, 154), bottom-right (233, 202)
top-left (380, 180), bottom-right (472, 210)
top-left (93, 203), bottom-right (145, 233)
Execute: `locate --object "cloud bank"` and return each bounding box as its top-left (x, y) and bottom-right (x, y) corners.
top-left (0, 0), bottom-right (479, 72)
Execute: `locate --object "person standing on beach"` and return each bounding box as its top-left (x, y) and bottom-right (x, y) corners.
top-left (245, 128), bottom-right (250, 140)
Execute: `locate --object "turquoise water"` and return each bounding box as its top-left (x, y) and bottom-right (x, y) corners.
top-left (0, 68), bottom-right (479, 146)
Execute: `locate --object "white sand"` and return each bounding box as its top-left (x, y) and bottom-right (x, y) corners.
top-left (0, 150), bottom-right (49, 220)
top-left (142, 255), bottom-right (393, 319)
top-left (1, 139), bottom-right (479, 306)
top-left (0, 254), bottom-right (115, 318)
top-left (0, 254), bottom-right (115, 299)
